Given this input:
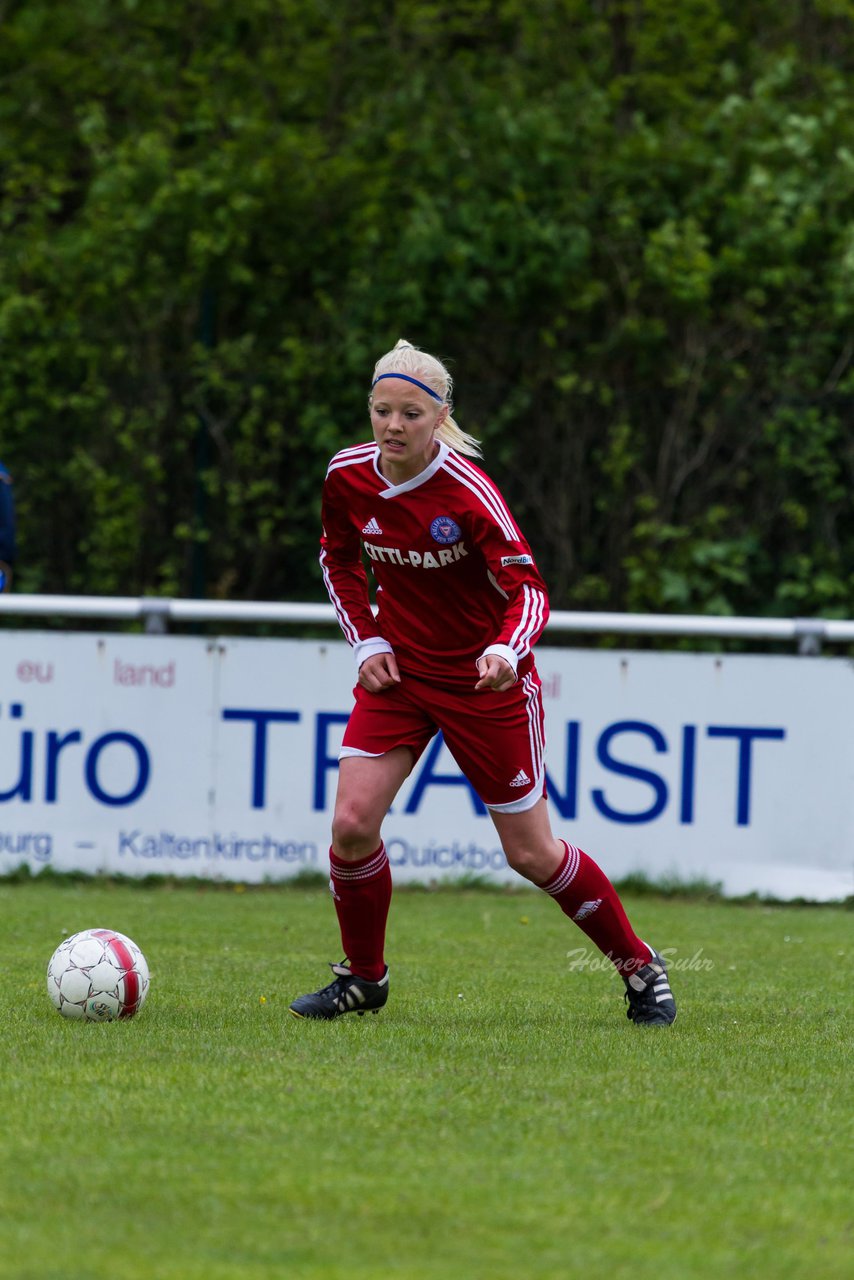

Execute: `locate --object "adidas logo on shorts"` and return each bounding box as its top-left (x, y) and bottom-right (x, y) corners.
top-left (362, 517), bottom-right (383, 535)
top-left (509, 768), bottom-right (531, 787)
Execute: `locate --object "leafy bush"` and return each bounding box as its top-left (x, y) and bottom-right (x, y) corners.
top-left (2, 0), bottom-right (853, 616)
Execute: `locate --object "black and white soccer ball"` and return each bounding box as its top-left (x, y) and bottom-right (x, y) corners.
top-left (46, 928), bottom-right (150, 1021)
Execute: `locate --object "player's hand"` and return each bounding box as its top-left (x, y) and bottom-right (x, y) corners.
top-left (358, 652), bottom-right (401, 692)
top-left (475, 654), bottom-right (516, 692)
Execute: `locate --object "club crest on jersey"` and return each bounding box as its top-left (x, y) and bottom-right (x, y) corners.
top-left (430, 516), bottom-right (462, 544)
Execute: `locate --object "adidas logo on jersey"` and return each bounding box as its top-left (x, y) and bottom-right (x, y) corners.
top-left (509, 768), bottom-right (531, 787)
top-left (362, 517), bottom-right (383, 536)
top-left (573, 898), bottom-right (602, 921)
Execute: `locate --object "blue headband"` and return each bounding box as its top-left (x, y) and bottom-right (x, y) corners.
top-left (371, 372), bottom-right (443, 402)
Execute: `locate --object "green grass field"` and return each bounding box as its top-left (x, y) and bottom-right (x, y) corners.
top-left (0, 877), bottom-right (850, 1280)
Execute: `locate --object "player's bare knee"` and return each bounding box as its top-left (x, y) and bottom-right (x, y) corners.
top-left (331, 805), bottom-right (380, 857)
top-left (502, 845), bottom-right (543, 883)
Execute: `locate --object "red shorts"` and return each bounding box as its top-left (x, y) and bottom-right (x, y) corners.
top-left (340, 667), bottom-right (547, 812)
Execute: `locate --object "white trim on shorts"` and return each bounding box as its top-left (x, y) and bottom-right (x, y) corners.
top-left (338, 746), bottom-right (386, 760)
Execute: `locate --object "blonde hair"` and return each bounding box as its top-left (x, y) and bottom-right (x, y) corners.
top-left (370, 339), bottom-right (482, 458)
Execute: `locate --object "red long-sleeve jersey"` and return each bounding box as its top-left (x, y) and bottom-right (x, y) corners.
top-left (320, 440), bottom-right (550, 689)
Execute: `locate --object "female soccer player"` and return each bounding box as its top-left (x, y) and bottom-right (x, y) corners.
top-left (290, 340), bottom-right (676, 1026)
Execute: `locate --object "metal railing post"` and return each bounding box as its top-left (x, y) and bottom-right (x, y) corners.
top-left (141, 599), bottom-right (172, 634)
top-left (794, 619), bottom-right (825, 656)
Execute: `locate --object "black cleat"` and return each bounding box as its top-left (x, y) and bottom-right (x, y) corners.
top-left (623, 949), bottom-right (677, 1026)
top-left (289, 962), bottom-right (390, 1020)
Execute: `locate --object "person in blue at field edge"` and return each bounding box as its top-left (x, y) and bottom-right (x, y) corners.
top-left (0, 460), bottom-right (16, 593)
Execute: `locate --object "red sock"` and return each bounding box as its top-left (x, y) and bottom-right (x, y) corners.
top-left (540, 841), bottom-right (652, 974)
top-left (329, 844), bottom-right (392, 982)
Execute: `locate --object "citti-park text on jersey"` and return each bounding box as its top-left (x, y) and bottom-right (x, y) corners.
top-left (364, 541), bottom-right (468, 567)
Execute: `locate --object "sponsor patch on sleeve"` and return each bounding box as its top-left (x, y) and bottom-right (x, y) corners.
top-left (500, 554), bottom-right (534, 567)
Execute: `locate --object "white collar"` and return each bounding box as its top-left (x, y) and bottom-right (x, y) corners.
top-left (375, 441), bottom-right (449, 498)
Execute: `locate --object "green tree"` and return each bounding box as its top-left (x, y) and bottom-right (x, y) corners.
top-left (1, 0), bottom-right (852, 619)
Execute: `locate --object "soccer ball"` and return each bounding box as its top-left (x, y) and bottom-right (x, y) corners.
top-left (46, 928), bottom-right (150, 1022)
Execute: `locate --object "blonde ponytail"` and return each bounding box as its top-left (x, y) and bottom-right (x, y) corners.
top-left (370, 339), bottom-right (482, 458)
top-left (436, 413), bottom-right (482, 459)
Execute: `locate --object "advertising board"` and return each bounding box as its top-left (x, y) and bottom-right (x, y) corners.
top-left (1, 632), bottom-right (851, 899)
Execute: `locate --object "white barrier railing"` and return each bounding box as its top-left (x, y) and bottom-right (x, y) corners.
top-left (2, 592), bottom-right (854, 653)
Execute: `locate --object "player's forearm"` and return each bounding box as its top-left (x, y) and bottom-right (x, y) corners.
top-left (320, 547), bottom-right (382, 647)
top-left (491, 582), bottom-right (550, 662)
